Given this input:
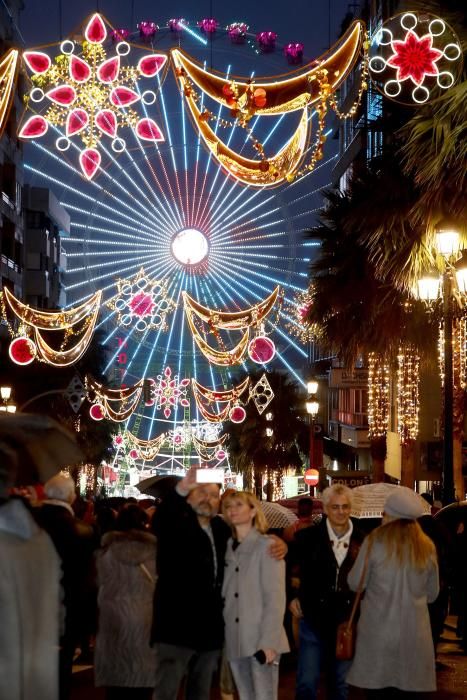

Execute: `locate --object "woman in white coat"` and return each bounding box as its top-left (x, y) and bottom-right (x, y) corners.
top-left (346, 487), bottom-right (439, 698)
top-left (222, 491), bottom-right (289, 700)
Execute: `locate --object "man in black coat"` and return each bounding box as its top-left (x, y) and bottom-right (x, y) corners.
top-left (151, 467), bottom-right (286, 700)
top-left (290, 484), bottom-right (364, 700)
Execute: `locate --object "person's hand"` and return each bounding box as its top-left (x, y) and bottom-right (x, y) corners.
top-left (261, 648), bottom-right (278, 664)
top-left (268, 534), bottom-right (288, 560)
top-left (289, 597), bottom-right (303, 618)
top-left (176, 467), bottom-right (198, 496)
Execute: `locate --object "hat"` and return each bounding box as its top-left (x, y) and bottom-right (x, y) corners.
top-left (384, 487), bottom-right (427, 520)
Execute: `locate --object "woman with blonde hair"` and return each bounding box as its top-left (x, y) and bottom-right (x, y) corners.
top-left (346, 487), bottom-right (439, 698)
top-left (222, 491), bottom-right (289, 700)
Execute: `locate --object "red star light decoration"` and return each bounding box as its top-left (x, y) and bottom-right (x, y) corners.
top-left (19, 13), bottom-right (167, 179)
top-left (368, 12), bottom-right (462, 105)
top-left (387, 30), bottom-right (442, 85)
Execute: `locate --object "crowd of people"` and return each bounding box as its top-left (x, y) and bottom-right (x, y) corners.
top-left (0, 464), bottom-right (466, 700)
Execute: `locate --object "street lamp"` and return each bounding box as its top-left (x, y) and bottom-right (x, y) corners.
top-left (305, 379), bottom-right (320, 494)
top-left (0, 386), bottom-right (16, 413)
top-left (417, 221), bottom-right (467, 504)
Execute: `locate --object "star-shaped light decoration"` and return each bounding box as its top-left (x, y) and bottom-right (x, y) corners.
top-left (108, 268), bottom-right (176, 333)
top-left (368, 12), bottom-right (462, 105)
top-left (19, 13), bottom-right (167, 179)
top-left (387, 30), bottom-right (442, 85)
top-left (154, 366), bottom-right (190, 419)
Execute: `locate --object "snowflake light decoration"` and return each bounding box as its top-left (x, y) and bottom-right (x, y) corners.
top-left (154, 366), bottom-right (190, 419)
top-left (368, 12), bottom-right (462, 105)
top-left (19, 13), bottom-right (167, 179)
top-left (109, 268), bottom-right (176, 332)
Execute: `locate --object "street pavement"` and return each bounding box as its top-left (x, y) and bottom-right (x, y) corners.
top-left (71, 618), bottom-right (467, 699)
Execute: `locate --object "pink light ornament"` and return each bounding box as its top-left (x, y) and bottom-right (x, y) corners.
top-left (9, 336), bottom-right (37, 365)
top-left (90, 403), bottom-right (105, 421)
top-left (248, 336), bottom-right (276, 364)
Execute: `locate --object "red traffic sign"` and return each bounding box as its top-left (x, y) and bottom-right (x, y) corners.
top-left (304, 468), bottom-right (319, 486)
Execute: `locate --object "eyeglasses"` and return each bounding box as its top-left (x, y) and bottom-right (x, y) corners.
top-left (328, 504), bottom-right (351, 511)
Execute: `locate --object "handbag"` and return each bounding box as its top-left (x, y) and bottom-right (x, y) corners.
top-left (335, 541), bottom-right (371, 661)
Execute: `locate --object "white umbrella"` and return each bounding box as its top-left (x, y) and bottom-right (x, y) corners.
top-left (261, 501), bottom-right (298, 529)
top-left (350, 483), bottom-right (431, 519)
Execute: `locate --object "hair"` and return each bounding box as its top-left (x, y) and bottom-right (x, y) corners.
top-left (370, 517), bottom-right (436, 569)
top-left (322, 483), bottom-right (352, 508)
top-left (297, 497), bottom-right (313, 517)
top-left (44, 473), bottom-right (76, 504)
top-left (116, 504), bottom-right (148, 532)
top-left (222, 490), bottom-right (268, 534)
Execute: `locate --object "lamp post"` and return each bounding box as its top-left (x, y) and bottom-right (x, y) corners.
top-left (417, 222), bottom-right (466, 504)
top-left (0, 386), bottom-right (16, 413)
top-left (306, 379), bottom-right (320, 495)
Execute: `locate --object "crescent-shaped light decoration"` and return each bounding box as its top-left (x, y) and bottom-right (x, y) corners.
top-left (3, 287), bottom-right (102, 329)
top-left (86, 376), bottom-right (144, 401)
top-left (192, 432), bottom-right (228, 449)
top-left (186, 309), bottom-right (250, 365)
top-left (191, 377), bottom-right (250, 402)
top-left (193, 400), bottom-right (232, 423)
top-left (0, 49), bottom-right (19, 139)
top-left (33, 300), bottom-right (100, 366)
top-left (180, 90), bottom-right (310, 186)
top-left (171, 21), bottom-right (365, 115)
top-left (182, 287), bottom-right (280, 329)
top-left (125, 431), bottom-right (166, 460)
top-left (102, 393), bottom-right (142, 422)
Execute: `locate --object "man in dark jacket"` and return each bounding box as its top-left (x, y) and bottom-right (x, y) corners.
top-left (151, 467), bottom-right (286, 700)
top-left (290, 484), bottom-right (364, 700)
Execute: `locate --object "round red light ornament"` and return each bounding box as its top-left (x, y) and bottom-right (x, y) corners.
top-left (90, 403), bottom-right (105, 421)
top-left (129, 448), bottom-right (139, 459)
top-left (9, 336), bottom-right (37, 365)
top-left (229, 405), bottom-right (246, 423)
top-left (248, 335), bottom-right (276, 364)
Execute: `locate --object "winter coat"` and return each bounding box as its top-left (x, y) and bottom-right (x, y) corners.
top-left (346, 536), bottom-right (439, 692)
top-left (293, 518), bottom-right (364, 640)
top-left (151, 488), bottom-right (230, 651)
top-left (223, 528), bottom-right (289, 660)
top-left (0, 498), bottom-right (61, 700)
top-left (94, 529), bottom-right (157, 688)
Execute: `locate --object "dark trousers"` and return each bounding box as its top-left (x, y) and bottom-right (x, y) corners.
top-left (296, 619), bottom-right (351, 700)
top-left (154, 642), bottom-right (220, 700)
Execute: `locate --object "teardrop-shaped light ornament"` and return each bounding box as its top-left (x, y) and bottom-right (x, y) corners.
top-left (69, 55), bottom-right (91, 83)
top-left (85, 13), bottom-right (107, 44)
top-left (23, 51), bottom-right (51, 74)
top-left (79, 148), bottom-right (101, 180)
top-left (137, 54), bottom-right (167, 77)
top-left (97, 56), bottom-right (120, 83)
top-left (135, 117), bottom-right (164, 142)
top-left (110, 86), bottom-right (140, 107)
top-left (18, 115), bottom-right (48, 139)
top-left (66, 108), bottom-right (89, 136)
top-left (46, 85), bottom-right (77, 106)
top-left (95, 109), bottom-right (117, 137)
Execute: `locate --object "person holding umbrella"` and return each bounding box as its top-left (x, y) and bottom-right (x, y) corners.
top-left (346, 487), bottom-right (439, 697)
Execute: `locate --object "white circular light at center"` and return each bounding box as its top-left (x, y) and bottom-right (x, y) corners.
top-left (171, 228), bottom-right (209, 266)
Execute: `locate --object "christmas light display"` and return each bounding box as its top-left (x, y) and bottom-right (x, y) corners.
top-left (86, 376), bottom-right (144, 422)
top-left (192, 432), bottom-right (228, 461)
top-left (9, 336), bottom-right (37, 365)
top-left (368, 12), bottom-right (462, 105)
top-left (183, 288), bottom-right (280, 365)
top-left (397, 346), bottom-right (420, 445)
top-left (367, 352), bottom-right (390, 439)
top-left (19, 13), bottom-right (168, 179)
top-left (2, 288), bottom-right (102, 366)
top-left (285, 286), bottom-right (320, 344)
top-left (108, 268), bottom-right (176, 332)
top-left (126, 430), bottom-right (166, 460)
top-left (192, 377), bottom-right (250, 422)
top-left (249, 373), bottom-right (274, 414)
top-left (171, 21), bottom-right (366, 186)
top-left (0, 49), bottom-right (19, 138)
top-left (153, 366), bottom-right (190, 419)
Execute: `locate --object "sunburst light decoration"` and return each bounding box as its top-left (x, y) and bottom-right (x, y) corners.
top-left (108, 267), bottom-right (176, 332)
top-left (19, 13), bottom-right (168, 179)
top-left (23, 13), bottom-right (344, 470)
top-left (368, 11), bottom-right (462, 105)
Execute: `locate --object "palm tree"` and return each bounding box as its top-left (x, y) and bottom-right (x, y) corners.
top-left (304, 160), bottom-right (436, 482)
top-left (228, 370), bottom-right (308, 499)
